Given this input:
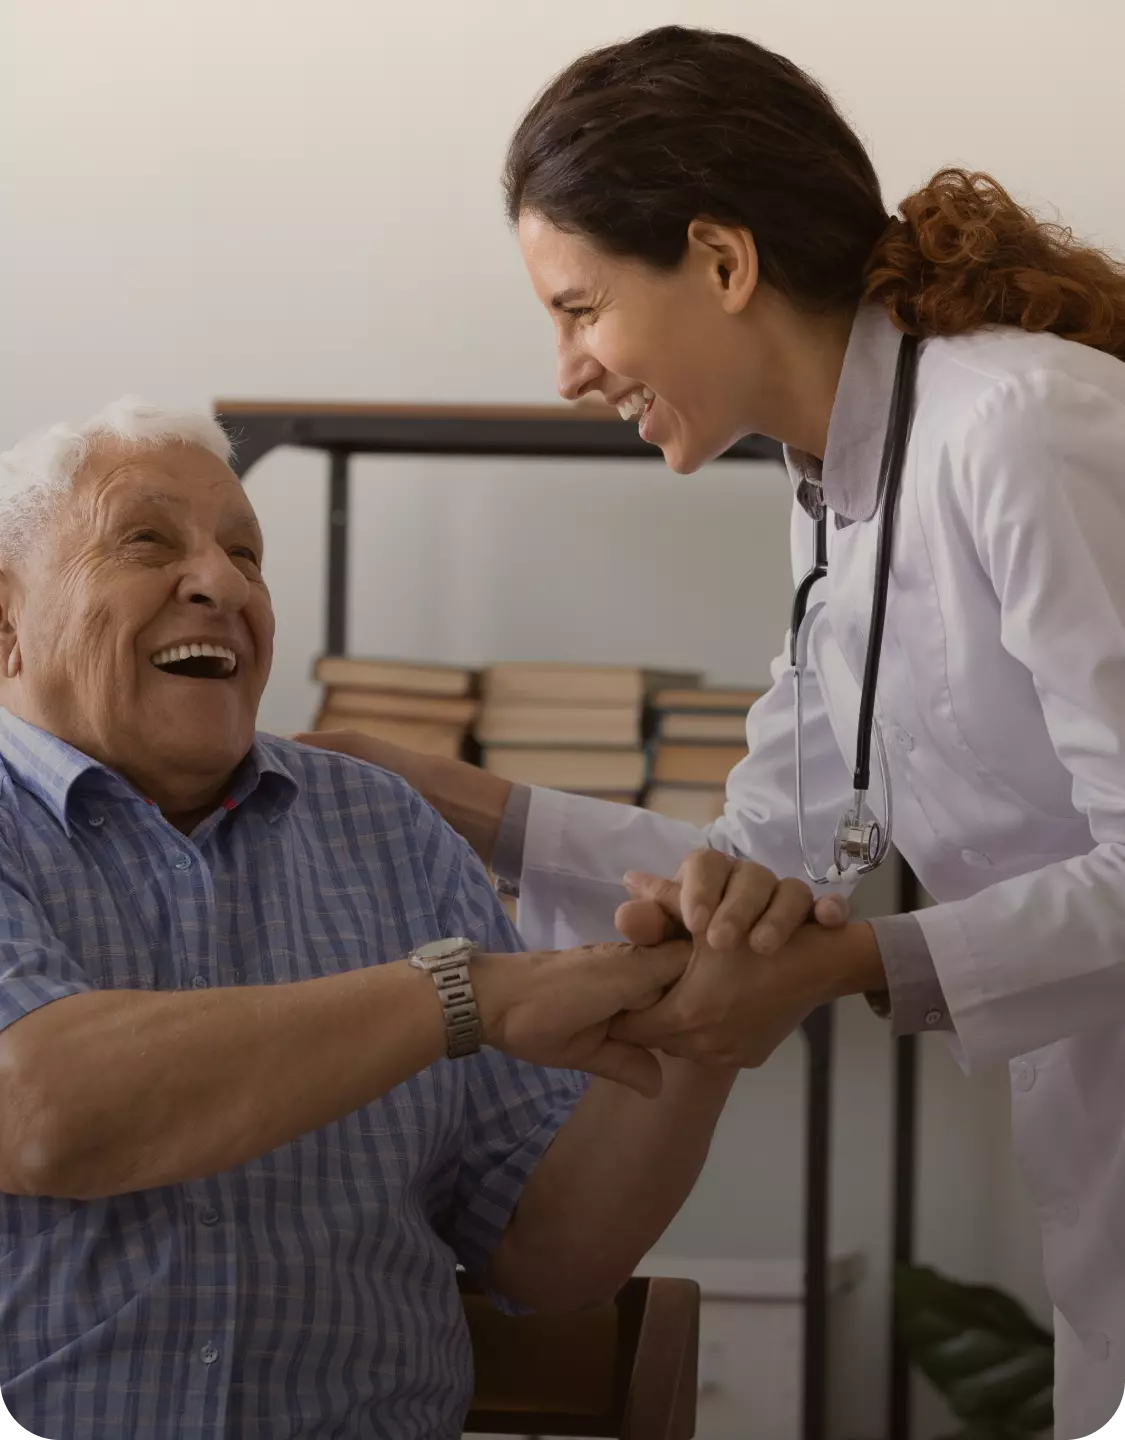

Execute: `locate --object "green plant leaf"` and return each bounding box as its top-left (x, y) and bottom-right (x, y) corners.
top-left (895, 1264), bottom-right (1052, 1435)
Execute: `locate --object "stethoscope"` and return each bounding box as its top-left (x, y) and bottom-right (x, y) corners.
top-left (790, 332), bottom-right (919, 885)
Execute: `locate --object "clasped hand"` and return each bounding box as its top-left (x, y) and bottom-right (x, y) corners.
top-left (481, 851), bottom-right (850, 1095)
top-left (607, 849), bottom-right (849, 1069)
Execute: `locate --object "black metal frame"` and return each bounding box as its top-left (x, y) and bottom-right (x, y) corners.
top-left (217, 399), bottom-right (919, 1440)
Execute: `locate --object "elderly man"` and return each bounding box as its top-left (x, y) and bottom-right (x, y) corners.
top-left (0, 399), bottom-right (739, 1440)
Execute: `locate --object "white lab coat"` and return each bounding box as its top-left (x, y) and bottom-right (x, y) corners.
top-left (514, 319), bottom-right (1125, 1437)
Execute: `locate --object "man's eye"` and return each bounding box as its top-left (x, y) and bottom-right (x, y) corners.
top-left (127, 530), bottom-right (164, 545)
top-left (231, 546), bottom-right (261, 566)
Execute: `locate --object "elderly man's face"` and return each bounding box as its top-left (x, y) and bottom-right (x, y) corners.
top-left (5, 440), bottom-right (273, 798)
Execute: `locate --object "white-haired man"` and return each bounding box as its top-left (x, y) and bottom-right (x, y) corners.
top-left (0, 400), bottom-right (742, 1440)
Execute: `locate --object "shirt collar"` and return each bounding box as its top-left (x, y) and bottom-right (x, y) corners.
top-left (783, 302), bottom-right (905, 523)
top-left (0, 707), bottom-right (299, 835)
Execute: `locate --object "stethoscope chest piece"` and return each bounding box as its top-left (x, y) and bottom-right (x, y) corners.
top-left (834, 808), bottom-right (882, 873)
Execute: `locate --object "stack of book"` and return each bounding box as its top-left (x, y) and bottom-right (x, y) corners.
top-left (477, 663), bottom-right (699, 802)
top-left (643, 686), bottom-right (763, 825)
top-left (311, 655), bottom-right (479, 760)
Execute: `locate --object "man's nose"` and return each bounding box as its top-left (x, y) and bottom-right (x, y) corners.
top-left (177, 547), bottom-right (250, 611)
top-left (557, 342), bottom-right (604, 403)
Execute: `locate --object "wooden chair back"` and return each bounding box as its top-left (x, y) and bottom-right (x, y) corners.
top-left (460, 1274), bottom-right (699, 1439)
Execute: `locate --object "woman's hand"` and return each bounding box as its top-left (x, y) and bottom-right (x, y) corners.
top-left (292, 728), bottom-right (415, 771)
top-left (608, 921), bottom-right (880, 1069)
top-left (614, 847), bottom-right (848, 953)
top-left (291, 729), bottom-right (512, 866)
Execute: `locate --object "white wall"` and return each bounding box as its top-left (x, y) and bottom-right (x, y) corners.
top-left (4, 1), bottom-right (1121, 1434)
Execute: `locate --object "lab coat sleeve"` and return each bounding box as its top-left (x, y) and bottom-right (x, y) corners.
top-left (517, 504), bottom-right (857, 951)
top-left (915, 366), bottom-right (1125, 1069)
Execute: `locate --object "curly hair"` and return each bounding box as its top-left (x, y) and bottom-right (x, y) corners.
top-left (505, 26), bottom-right (1125, 361)
top-left (865, 169), bottom-right (1125, 358)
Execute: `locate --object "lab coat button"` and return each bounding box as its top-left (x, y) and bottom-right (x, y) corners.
top-left (960, 848), bottom-right (992, 868)
top-left (889, 726), bottom-right (914, 752)
top-left (1055, 1201), bottom-right (1079, 1227)
top-left (1089, 1333), bottom-right (1110, 1362)
top-left (924, 1008), bottom-right (944, 1027)
top-left (1013, 1061), bottom-right (1036, 1092)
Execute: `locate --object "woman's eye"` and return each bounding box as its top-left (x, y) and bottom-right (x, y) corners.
top-left (127, 530), bottom-right (164, 545)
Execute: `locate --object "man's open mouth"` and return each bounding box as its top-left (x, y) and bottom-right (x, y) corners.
top-left (150, 643), bottom-right (238, 679)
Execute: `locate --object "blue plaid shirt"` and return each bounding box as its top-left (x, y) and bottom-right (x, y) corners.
top-left (0, 710), bottom-right (588, 1440)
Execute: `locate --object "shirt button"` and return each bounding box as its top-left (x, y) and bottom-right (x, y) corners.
top-left (173, 854), bottom-right (193, 871)
top-left (1055, 1201), bottom-right (1079, 1227)
top-left (891, 727), bottom-right (914, 752)
top-left (961, 848), bottom-right (992, 868)
top-left (87, 815), bottom-right (105, 828)
top-left (200, 1343), bottom-right (220, 1366)
top-left (190, 975), bottom-right (209, 990)
top-left (1013, 1061), bottom-right (1036, 1092)
top-left (198, 1205), bottom-right (220, 1227)
top-left (924, 1008), bottom-right (944, 1027)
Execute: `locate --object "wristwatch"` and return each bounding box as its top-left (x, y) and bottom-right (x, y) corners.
top-left (406, 937), bottom-right (482, 1059)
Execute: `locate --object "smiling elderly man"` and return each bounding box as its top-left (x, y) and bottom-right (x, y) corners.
top-left (0, 400), bottom-right (736, 1440)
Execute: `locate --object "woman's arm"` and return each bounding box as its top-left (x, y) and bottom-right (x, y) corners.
top-left (294, 731), bottom-right (512, 865)
top-left (909, 368), bottom-right (1125, 1068)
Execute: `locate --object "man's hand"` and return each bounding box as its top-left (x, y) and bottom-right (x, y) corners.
top-left (608, 923), bottom-right (883, 1069)
top-left (472, 941), bottom-right (691, 1097)
top-left (615, 847), bottom-right (849, 952)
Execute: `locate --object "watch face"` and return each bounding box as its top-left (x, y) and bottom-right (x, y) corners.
top-left (413, 937), bottom-right (473, 963)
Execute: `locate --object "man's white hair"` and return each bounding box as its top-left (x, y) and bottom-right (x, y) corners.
top-left (0, 397), bottom-right (235, 563)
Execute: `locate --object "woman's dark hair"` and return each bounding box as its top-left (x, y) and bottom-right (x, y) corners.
top-left (504, 26), bottom-right (1125, 360)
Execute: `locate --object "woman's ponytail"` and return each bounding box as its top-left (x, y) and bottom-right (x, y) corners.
top-left (864, 169), bottom-right (1125, 360)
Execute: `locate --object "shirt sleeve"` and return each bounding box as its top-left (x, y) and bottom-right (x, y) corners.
top-left (410, 792), bottom-right (590, 1283)
top-left (915, 365), bottom-right (1125, 1068)
top-left (867, 912), bottom-right (952, 1035)
top-left (0, 827), bottom-right (95, 1036)
top-left (490, 782), bottom-right (531, 894)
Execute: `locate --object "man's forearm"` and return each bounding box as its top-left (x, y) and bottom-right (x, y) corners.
top-left (0, 961), bottom-right (446, 1199)
top-left (489, 1058), bottom-right (737, 1312)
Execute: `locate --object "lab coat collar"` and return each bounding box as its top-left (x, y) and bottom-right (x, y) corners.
top-left (783, 302), bottom-right (904, 523)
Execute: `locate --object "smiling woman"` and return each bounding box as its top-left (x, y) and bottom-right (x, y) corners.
top-left (301, 25), bottom-right (1125, 1438)
top-left (0, 399), bottom-right (274, 829)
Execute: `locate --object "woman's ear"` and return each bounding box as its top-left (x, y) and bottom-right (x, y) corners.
top-left (0, 573), bottom-right (21, 680)
top-left (686, 219), bottom-right (759, 314)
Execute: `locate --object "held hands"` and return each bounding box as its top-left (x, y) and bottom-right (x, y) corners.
top-left (609, 849), bottom-right (853, 1069)
top-left (472, 941), bottom-right (692, 1098)
top-left (615, 848), bottom-right (848, 953)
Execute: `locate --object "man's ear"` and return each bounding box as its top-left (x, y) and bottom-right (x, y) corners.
top-left (0, 571), bottom-right (21, 680)
top-left (686, 219), bottom-right (759, 315)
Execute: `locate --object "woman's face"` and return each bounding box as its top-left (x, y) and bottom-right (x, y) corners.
top-left (518, 209), bottom-right (762, 473)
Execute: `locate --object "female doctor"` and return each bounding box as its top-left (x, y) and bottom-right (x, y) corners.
top-left (306, 26), bottom-right (1125, 1436)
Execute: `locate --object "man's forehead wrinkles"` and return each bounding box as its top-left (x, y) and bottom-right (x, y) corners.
top-left (80, 464), bottom-right (259, 530)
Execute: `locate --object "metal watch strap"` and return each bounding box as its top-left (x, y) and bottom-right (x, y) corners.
top-left (429, 958), bottom-right (482, 1059)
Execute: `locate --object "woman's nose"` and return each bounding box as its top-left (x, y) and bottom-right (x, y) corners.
top-left (557, 344), bottom-right (603, 402)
